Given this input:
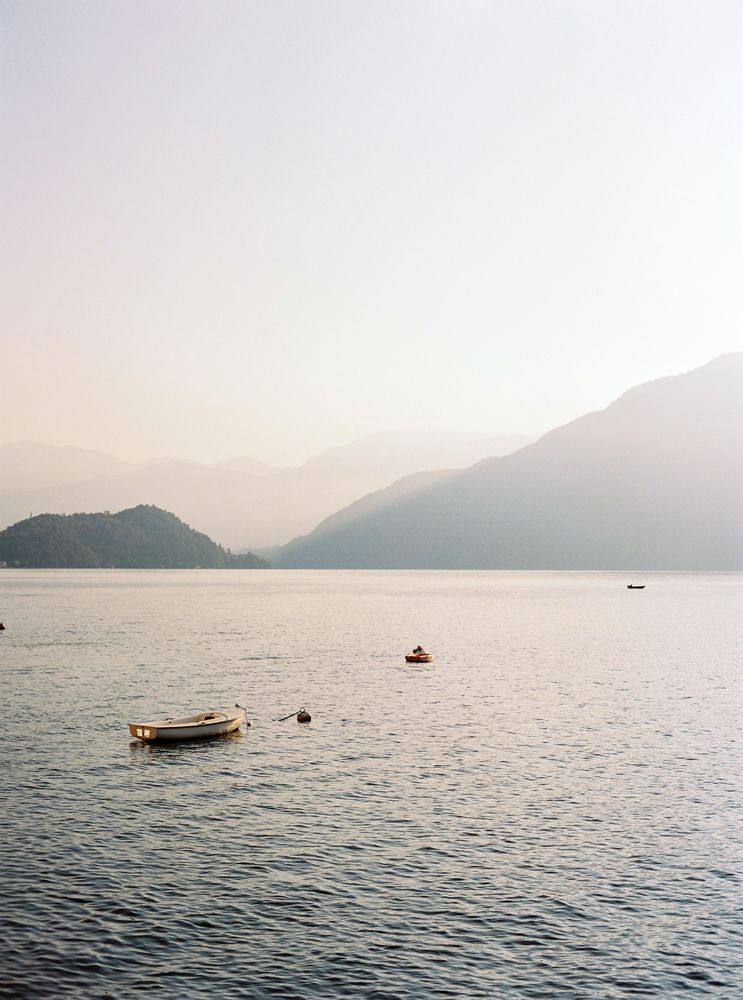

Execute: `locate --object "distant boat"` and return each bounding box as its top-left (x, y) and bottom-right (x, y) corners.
top-left (405, 652), bottom-right (433, 663)
top-left (128, 705), bottom-right (248, 742)
top-left (627, 585), bottom-right (646, 589)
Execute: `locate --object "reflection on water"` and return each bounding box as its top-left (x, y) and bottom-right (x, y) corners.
top-left (0, 569), bottom-right (741, 999)
top-left (128, 729), bottom-right (247, 760)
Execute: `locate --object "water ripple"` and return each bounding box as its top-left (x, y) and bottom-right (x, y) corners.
top-left (0, 569), bottom-right (741, 998)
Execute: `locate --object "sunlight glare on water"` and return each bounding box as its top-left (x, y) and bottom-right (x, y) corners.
top-left (0, 570), bottom-right (741, 998)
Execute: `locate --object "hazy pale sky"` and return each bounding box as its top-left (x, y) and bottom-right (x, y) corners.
top-left (2, 0), bottom-right (740, 465)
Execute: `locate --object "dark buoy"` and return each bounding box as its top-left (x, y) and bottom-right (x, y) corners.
top-left (277, 707), bottom-right (312, 722)
top-left (0, 622), bottom-right (5, 631)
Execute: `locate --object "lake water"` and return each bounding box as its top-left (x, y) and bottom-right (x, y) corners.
top-left (0, 570), bottom-right (741, 999)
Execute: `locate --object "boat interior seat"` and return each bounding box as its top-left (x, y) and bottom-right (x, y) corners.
top-left (135, 710), bottom-right (231, 727)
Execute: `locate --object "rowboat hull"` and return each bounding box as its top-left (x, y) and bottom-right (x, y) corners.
top-left (405, 653), bottom-right (433, 663)
top-left (128, 706), bottom-right (247, 742)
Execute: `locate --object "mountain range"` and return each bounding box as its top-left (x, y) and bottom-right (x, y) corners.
top-left (0, 433), bottom-right (531, 549)
top-left (276, 354), bottom-right (743, 570)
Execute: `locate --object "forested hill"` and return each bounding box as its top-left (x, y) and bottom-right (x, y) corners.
top-left (0, 505), bottom-right (270, 569)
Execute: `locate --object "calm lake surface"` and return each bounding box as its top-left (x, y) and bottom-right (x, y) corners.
top-left (0, 570), bottom-right (741, 999)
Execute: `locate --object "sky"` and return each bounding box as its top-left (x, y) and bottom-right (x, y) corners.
top-left (1, 0), bottom-right (741, 466)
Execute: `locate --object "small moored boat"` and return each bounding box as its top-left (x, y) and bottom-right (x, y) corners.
top-left (128, 704), bottom-right (249, 742)
top-left (405, 652), bottom-right (433, 663)
top-left (626, 585), bottom-right (646, 590)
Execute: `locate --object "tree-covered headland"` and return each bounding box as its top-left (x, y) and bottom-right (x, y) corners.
top-left (0, 505), bottom-right (270, 569)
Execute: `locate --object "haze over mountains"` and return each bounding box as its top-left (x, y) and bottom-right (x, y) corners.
top-left (0, 433), bottom-right (531, 550)
top-left (3, 356), bottom-right (739, 569)
top-left (277, 354), bottom-right (743, 570)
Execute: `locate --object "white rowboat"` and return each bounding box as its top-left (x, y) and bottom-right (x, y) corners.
top-left (128, 705), bottom-right (248, 742)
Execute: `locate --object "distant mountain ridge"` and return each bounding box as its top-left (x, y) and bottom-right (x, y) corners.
top-left (0, 505), bottom-right (269, 569)
top-left (0, 432), bottom-right (533, 548)
top-left (0, 441), bottom-right (133, 493)
top-left (305, 469), bottom-right (457, 538)
top-left (277, 354), bottom-right (743, 570)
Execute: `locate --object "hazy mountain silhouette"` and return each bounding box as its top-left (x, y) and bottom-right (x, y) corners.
top-left (0, 441), bottom-right (133, 493)
top-left (276, 355), bottom-right (743, 570)
top-left (303, 469), bottom-right (457, 538)
top-left (0, 432), bottom-right (531, 549)
top-left (210, 456), bottom-right (281, 476)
